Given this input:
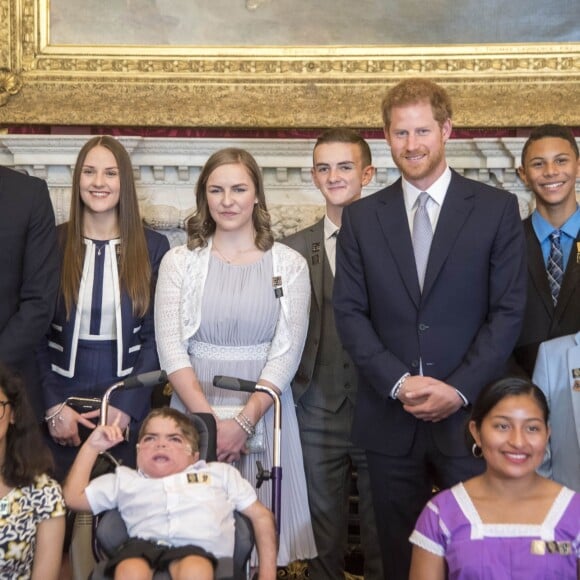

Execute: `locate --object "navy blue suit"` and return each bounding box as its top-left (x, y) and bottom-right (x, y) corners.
top-left (37, 226), bottom-right (169, 423)
top-left (0, 167), bottom-right (59, 421)
top-left (333, 170), bottom-right (526, 579)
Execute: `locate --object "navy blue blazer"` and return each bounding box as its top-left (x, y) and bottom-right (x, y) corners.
top-left (333, 171), bottom-right (527, 456)
top-left (0, 167), bottom-right (59, 420)
top-left (37, 225), bottom-right (169, 422)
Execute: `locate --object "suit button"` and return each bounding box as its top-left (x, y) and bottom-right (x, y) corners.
top-left (344, 383), bottom-right (351, 390)
top-left (411, 360), bottom-right (419, 368)
top-left (418, 323), bottom-right (429, 332)
top-left (343, 362), bottom-right (350, 369)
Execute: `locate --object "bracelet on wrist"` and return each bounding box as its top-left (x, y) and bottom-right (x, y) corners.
top-left (233, 414), bottom-right (254, 437)
top-left (44, 401), bottom-right (67, 428)
top-left (392, 374), bottom-right (410, 400)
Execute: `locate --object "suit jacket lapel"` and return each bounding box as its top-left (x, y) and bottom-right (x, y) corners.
top-left (307, 220), bottom-right (325, 311)
top-left (376, 184), bottom-right (420, 307)
top-left (524, 218), bottom-right (554, 317)
top-left (566, 332), bottom-right (580, 450)
top-left (554, 231), bottom-right (580, 324)
top-left (422, 172), bottom-right (474, 298)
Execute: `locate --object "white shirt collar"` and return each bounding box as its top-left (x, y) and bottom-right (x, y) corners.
top-left (402, 166), bottom-right (452, 212)
top-left (323, 214), bottom-right (340, 240)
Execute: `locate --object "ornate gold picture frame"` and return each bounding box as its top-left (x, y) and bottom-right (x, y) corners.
top-left (0, 0), bottom-right (579, 128)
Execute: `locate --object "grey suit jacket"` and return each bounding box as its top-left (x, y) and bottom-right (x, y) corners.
top-left (283, 219), bottom-right (353, 411)
top-left (533, 331), bottom-right (580, 492)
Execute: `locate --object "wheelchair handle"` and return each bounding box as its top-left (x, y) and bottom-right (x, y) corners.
top-left (100, 370), bottom-right (167, 425)
top-left (213, 375), bottom-right (255, 393)
top-left (123, 370), bottom-right (167, 391)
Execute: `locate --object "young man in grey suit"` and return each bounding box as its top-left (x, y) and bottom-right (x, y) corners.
top-left (333, 79), bottom-right (527, 580)
top-left (0, 166), bottom-right (59, 420)
top-left (283, 129), bottom-right (382, 580)
top-left (512, 124), bottom-right (580, 378)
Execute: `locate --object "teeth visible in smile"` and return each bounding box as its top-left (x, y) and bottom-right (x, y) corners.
top-left (505, 453), bottom-right (526, 460)
top-left (91, 191), bottom-right (109, 197)
top-left (543, 182), bottom-right (563, 190)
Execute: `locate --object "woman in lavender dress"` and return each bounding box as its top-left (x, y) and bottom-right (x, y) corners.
top-left (409, 377), bottom-right (580, 580)
top-left (155, 148), bottom-right (316, 566)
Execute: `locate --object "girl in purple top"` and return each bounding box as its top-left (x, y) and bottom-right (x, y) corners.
top-left (409, 377), bottom-right (580, 580)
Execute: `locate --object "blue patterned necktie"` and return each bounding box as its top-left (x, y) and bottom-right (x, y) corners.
top-left (412, 192), bottom-right (433, 291)
top-left (547, 230), bottom-right (563, 306)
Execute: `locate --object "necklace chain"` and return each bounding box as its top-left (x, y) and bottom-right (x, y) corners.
top-left (213, 244), bottom-right (257, 264)
top-left (213, 245), bottom-right (234, 263)
top-left (95, 241), bottom-right (108, 256)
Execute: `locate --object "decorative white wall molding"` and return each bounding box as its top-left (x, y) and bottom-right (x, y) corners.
top-left (0, 135), bottom-right (543, 239)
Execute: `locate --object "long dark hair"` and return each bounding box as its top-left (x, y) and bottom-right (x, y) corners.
top-left (0, 365), bottom-right (54, 486)
top-left (61, 136), bottom-right (151, 318)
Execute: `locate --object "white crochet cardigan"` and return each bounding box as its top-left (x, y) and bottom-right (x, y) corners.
top-left (154, 238), bottom-right (310, 392)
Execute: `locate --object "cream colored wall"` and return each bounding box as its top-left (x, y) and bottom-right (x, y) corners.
top-left (0, 135), bottom-right (543, 243)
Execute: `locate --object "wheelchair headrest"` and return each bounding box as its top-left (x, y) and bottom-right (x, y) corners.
top-left (190, 413), bottom-right (217, 463)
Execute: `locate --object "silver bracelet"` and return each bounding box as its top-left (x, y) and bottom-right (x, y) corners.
top-left (392, 374), bottom-right (410, 400)
top-left (238, 412), bottom-right (256, 436)
top-left (233, 414), bottom-right (254, 437)
top-left (44, 401), bottom-right (67, 428)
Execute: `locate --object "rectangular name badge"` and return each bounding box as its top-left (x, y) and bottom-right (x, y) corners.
top-left (530, 540), bottom-right (572, 556)
top-left (311, 242), bottom-right (321, 265)
top-left (187, 473), bottom-right (210, 484)
top-left (272, 276), bottom-right (283, 298)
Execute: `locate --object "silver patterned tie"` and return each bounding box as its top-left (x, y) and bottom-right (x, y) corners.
top-left (412, 192), bottom-right (433, 291)
top-left (547, 230), bottom-right (564, 306)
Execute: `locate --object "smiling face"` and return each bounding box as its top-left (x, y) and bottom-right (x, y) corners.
top-left (79, 145), bottom-right (121, 220)
top-left (136, 416), bottom-right (199, 478)
top-left (518, 136), bottom-right (580, 218)
top-left (205, 162), bottom-right (257, 236)
top-left (469, 394), bottom-right (549, 481)
top-left (311, 142), bottom-right (374, 211)
top-left (385, 100), bottom-right (451, 191)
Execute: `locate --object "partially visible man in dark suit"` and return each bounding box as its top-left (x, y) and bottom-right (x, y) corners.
top-left (512, 124), bottom-right (580, 378)
top-left (333, 79), bottom-right (527, 580)
top-left (0, 166), bottom-right (59, 420)
top-left (283, 129), bottom-right (382, 580)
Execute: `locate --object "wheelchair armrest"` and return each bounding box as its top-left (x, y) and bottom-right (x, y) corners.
top-left (94, 509), bottom-right (129, 558)
top-left (233, 511), bottom-right (254, 579)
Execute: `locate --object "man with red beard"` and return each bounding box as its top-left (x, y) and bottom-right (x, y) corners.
top-left (333, 78), bottom-right (526, 580)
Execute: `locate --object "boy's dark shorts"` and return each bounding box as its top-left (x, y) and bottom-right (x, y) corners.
top-left (104, 537), bottom-right (218, 575)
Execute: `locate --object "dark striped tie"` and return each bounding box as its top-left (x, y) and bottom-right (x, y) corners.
top-left (547, 230), bottom-right (563, 306)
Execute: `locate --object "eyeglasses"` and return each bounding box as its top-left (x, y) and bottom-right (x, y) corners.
top-left (0, 401), bottom-right (11, 420)
top-left (138, 434), bottom-right (192, 449)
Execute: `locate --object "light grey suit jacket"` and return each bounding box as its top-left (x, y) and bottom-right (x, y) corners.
top-left (533, 331), bottom-right (580, 492)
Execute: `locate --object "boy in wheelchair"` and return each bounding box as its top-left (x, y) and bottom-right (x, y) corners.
top-left (63, 407), bottom-right (277, 580)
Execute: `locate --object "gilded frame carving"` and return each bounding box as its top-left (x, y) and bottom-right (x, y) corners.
top-left (0, 0), bottom-right (579, 128)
